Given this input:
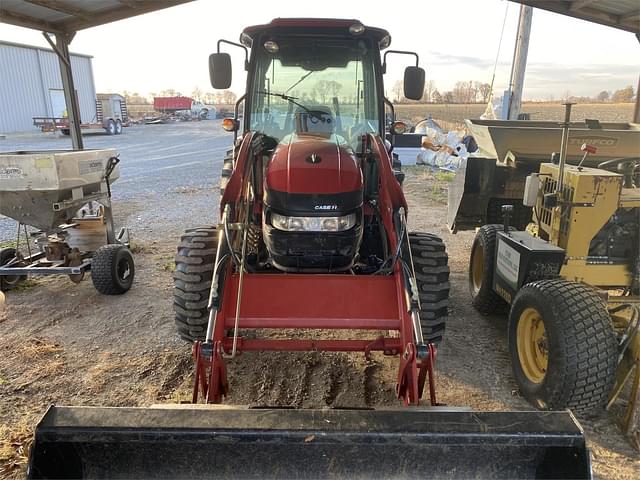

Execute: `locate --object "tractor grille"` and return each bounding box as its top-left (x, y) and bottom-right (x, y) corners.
top-left (539, 177), bottom-right (574, 234)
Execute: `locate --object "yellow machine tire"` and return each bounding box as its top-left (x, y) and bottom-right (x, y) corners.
top-left (508, 279), bottom-right (617, 415)
top-left (469, 225), bottom-right (510, 315)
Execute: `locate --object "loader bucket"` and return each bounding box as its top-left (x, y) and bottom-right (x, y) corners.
top-left (28, 405), bottom-right (591, 479)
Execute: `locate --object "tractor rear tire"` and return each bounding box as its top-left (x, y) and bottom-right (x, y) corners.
top-left (409, 232), bottom-right (450, 346)
top-left (508, 279), bottom-right (617, 415)
top-left (91, 244), bottom-right (135, 295)
top-left (469, 224), bottom-right (510, 315)
top-left (0, 247), bottom-right (26, 292)
top-left (173, 226), bottom-right (217, 342)
top-left (220, 150), bottom-right (234, 196)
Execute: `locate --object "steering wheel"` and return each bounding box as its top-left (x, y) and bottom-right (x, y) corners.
top-left (597, 157), bottom-right (640, 188)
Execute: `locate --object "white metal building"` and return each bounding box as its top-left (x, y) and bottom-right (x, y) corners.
top-left (0, 40), bottom-right (96, 133)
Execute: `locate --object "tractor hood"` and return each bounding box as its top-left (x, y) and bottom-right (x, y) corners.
top-left (264, 133), bottom-right (363, 216)
top-left (265, 133), bottom-right (362, 195)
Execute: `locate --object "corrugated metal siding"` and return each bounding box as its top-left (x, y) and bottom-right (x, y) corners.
top-left (0, 42), bottom-right (96, 133)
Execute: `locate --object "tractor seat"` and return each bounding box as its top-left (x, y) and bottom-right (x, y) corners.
top-left (295, 106), bottom-right (334, 137)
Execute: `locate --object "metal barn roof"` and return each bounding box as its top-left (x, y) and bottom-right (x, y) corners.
top-left (511, 0), bottom-right (640, 34)
top-left (0, 0), bottom-right (193, 34)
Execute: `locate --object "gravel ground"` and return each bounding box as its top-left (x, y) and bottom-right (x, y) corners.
top-left (0, 121), bottom-right (229, 243)
top-left (0, 124), bottom-right (638, 478)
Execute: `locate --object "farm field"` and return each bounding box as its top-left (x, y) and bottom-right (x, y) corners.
top-left (395, 102), bottom-right (635, 127)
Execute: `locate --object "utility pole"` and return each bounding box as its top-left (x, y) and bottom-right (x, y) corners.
top-left (507, 5), bottom-right (533, 120)
top-left (634, 75), bottom-right (640, 123)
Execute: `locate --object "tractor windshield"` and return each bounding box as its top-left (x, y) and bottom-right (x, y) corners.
top-left (248, 37), bottom-right (380, 148)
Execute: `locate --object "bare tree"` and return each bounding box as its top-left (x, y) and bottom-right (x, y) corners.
top-left (391, 80), bottom-right (404, 103)
top-left (431, 89), bottom-right (442, 103)
top-left (191, 86), bottom-right (203, 102)
top-left (222, 90), bottom-right (237, 104)
top-left (596, 90), bottom-right (610, 102)
top-left (203, 92), bottom-right (217, 104)
top-left (611, 86), bottom-right (634, 103)
top-left (313, 80), bottom-right (343, 104)
top-left (476, 82), bottom-right (492, 103)
top-left (423, 80), bottom-right (436, 103)
top-left (452, 81), bottom-right (478, 103)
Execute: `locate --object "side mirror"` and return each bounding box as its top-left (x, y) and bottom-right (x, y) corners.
top-left (209, 53), bottom-right (232, 89)
top-left (390, 121), bottom-right (408, 135)
top-left (403, 66), bottom-right (425, 101)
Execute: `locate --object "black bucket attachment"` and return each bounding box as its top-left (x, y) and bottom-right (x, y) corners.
top-left (28, 405), bottom-right (591, 479)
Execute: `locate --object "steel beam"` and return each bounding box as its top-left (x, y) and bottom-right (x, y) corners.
top-left (507, 5), bottom-right (533, 120)
top-left (46, 32), bottom-right (83, 150)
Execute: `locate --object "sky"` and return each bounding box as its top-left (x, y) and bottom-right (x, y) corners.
top-left (0, 0), bottom-right (637, 101)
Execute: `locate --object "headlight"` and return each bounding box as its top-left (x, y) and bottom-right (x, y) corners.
top-left (271, 213), bottom-right (356, 232)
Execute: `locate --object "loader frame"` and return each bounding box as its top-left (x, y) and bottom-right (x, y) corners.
top-left (193, 131), bottom-right (437, 406)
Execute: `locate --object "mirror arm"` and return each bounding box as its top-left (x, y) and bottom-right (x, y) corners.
top-left (233, 94), bottom-right (246, 145)
top-left (217, 39), bottom-right (250, 71)
top-left (382, 50), bottom-right (419, 74)
top-left (384, 96), bottom-right (395, 122)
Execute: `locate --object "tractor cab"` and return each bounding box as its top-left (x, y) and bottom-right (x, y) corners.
top-left (211, 19), bottom-right (423, 147)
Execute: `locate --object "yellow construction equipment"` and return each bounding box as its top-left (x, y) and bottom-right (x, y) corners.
top-left (469, 103), bottom-right (640, 449)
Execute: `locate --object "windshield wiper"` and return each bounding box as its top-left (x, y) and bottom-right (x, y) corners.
top-left (284, 70), bottom-right (314, 94)
top-left (257, 91), bottom-right (324, 121)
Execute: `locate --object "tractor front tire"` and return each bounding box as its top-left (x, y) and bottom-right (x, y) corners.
top-left (0, 247), bottom-right (26, 292)
top-left (469, 224), bottom-right (510, 315)
top-left (508, 279), bottom-right (617, 415)
top-left (91, 244), bottom-right (135, 295)
top-left (409, 232), bottom-right (450, 346)
top-left (219, 150), bottom-right (233, 196)
top-left (173, 226), bottom-right (217, 342)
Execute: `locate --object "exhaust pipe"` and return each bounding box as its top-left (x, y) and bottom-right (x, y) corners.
top-left (28, 405), bottom-right (591, 479)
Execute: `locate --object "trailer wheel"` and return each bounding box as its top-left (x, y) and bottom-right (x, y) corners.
top-left (509, 279), bottom-right (617, 415)
top-left (61, 129), bottom-right (70, 136)
top-left (105, 120), bottom-right (116, 135)
top-left (115, 120), bottom-right (123, 134)
top-left (91, 245), bottom-right (135, 295)
top-left (0, 248), bottom-right (26, 292)
top-left (174, 226), bottom-right (217, 342)
top-left (469, 224), bottom-right (510, 315)
top-left (219, 149), bottom-right (234, 196)
top-left (409, 232), bottom-right (450, 346)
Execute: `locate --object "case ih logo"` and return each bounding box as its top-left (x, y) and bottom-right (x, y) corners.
top-left (315, 205), bottom-right (338, 211)
top-left (569, 136), bottom-right (618, 148)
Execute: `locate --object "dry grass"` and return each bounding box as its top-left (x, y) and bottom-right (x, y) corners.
top-left (85, 352), bottom-right (126, 392)
top-left (19, 337), bottom-right (63, 359)
top-left (0, 417), bottom-right (33, 477)
top-left (402, 166), bottom-right (450, 205)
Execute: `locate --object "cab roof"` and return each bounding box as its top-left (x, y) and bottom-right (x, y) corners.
top-left (240, 18), bottom-right (391, 48)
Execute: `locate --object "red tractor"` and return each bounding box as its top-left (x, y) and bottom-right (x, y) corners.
top-left (177, 18), bottom-right (444, 406)
top-left (27, 19), bottom-right (592, 479)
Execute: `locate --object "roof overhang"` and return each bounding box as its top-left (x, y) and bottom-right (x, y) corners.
top-left (0, 0), bottom-right (193, 35)
top-left (510, 0), bottom-right (640, 35)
